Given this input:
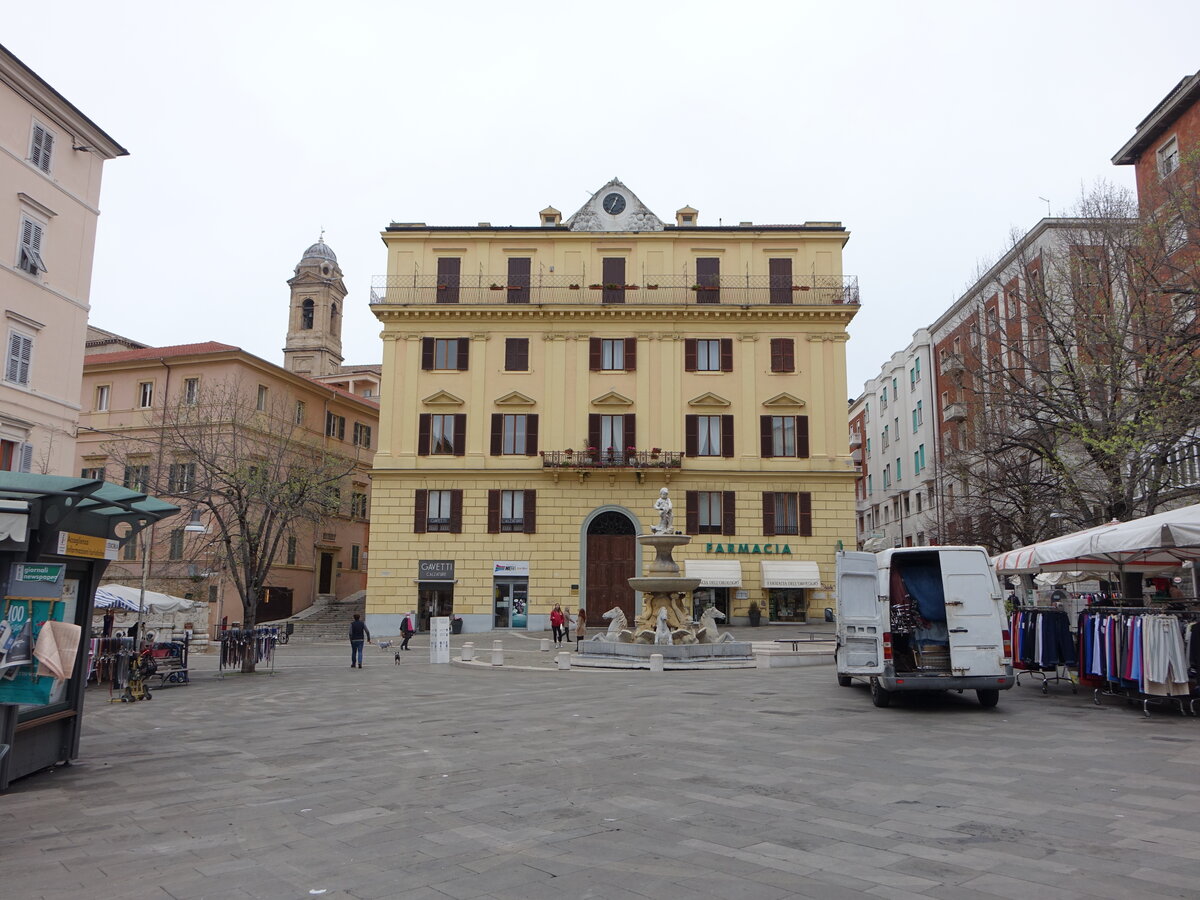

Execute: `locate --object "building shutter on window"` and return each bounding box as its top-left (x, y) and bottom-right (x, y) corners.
top-left (490, 414), bottom-right (503, 456)
top-left (769, 258), bottom-right (793, 304)
top-left (684, 339), bottom-right (697, 372)
top-left (18, 443), bottom-right (33, 474)
top-left (722, 491), bottom-right (736, 535)
top-left (525, 414), bottom-right (539, 456)
top-left (602, 258), bottom-right (625, 304)
top-left (457, 338), bottom-right (470, 371)
top-left (506, 338), bottom-right (528, 371)
top-left (720, 339), bottom-right (733, 372)
top-left (624, 337), bottom-right (637, 371)
top-left (453, 414), bottom-right (467, 456)
top-left (624, 414), bottom-right (636, 451)
top-left (588, 414), bottom-right (601, 452)
top-left (414, 489), bottom-right (428, 533)
top-left (487, 490), bottom-right (500, 533)
top-left (417, 414), bottom-right (431, 456)
top-left (762, 492), bottom-right (776, 535)
top-left (721, 415), bottom-right (734, 458)
top-left (31, 125), bottom-right (53, 172)
top-left (7, 333), bottom-right (32, 385)
top-left (696, 257), bottom-right (720, 303)
top-left (589, 338), bottom-right (602, 370)
top-left (799, 492), bottom-right (813, 537)
top-left (421, 338), bottom-right (434, 370)
top-left (797, 415), bottom-right (810, 459)
top-left (685, 491), bottom-right (699, 534)
top-left (449, 489), bottom-right (463, 533)
top-left (770, 338), bottom-right (795, 372)
top-left (507, 257), bottom-right (531, 303)
top-left (685, 415), bottom-right (698, 457)
top-left (437, 258), bottom-right (461, 303)
top-left (760, 416), bottom-right (774, 458)
top-left (523, 490), bottom-right (537, 533)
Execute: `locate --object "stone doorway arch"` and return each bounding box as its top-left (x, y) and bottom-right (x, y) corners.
top-left (582, 508), bottom-right (639, 627)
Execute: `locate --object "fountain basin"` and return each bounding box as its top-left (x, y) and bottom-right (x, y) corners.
top-left (628, 576), bottom-right (702, 594)
top-left (573, 639), bottom-right (755, 669)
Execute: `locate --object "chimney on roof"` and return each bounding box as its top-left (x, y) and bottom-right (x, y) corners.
top-left (540, 206), bottom-right (562, 227)
top-left (675, 205), bottom-right (698, 226)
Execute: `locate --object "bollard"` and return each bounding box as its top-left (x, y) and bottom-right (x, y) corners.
top-left (540, 637), bottom-right (550, 652)
top-left (461, 642), bottom-right (475, 662)
top-left (649, 653), bottom-right (664, 673)
top-left (556, 651), bottom-right (572, 670)
top-left (491, 640), bottom-right (504, 666)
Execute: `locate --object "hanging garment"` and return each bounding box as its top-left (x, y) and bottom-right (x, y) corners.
top-left (1142, 615), bottom-right (1189, 697)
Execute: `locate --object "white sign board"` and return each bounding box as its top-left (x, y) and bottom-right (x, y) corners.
top-left (493, 560), bottom-right (530, 577)
top-left (429, 616), bottom-right (451, 664)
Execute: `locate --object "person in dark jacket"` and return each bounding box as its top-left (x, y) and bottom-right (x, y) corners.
top-left (349, 613), bottom-right (371, 668)
top-left (400, 611), bottom-right (415, 650)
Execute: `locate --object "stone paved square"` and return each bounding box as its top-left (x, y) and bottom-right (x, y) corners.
top-left (3, 632), bottom-right (1199, 899)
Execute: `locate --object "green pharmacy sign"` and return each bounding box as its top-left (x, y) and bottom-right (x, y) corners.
top-left (704, 542), bottom-right (792, 555)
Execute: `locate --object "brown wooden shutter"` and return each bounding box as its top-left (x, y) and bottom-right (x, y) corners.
top-left (720, 339), bottom-right (733, 372)
top-left (721, 415), bottom-right (735, 458)
top-left (769, 258), bottom-right (793, 304)
top-left (696, 257), bottom-right (720, 303)
top-left (414, 489), bottom-right (428, 534)
top-left (487, 490), bottom-right (500, 533)
top-left (437, 258), bottom-right (461, 303)
top-left (602, 258), bottom-right (625, 304)
top-left (762, 491), bottom-right (776, 535)
top-left (625, 337), bottom-right (637, 371)
top-left (624, 414), bottom-right (636, 451)
top-left (770, 338), bottom-right (795, 373)
top-left (505, 338), bottom-right (529, 371)
top-left (525, 414), bottom-right (538, 455)
top-left (589, 338), bottom-right (602, 371)
top-left (490, 414), bottom-right (503, 456)
top-left (507, 257), bottom-right (531, 303)
top-left (458, 338), bottom-right (470, 371)
top-left (588, 414), bottom-right (601, 451)
top-left (684, 339), bottom-right (697, 372)
top-left (685, 491), bottom-right (699, 534)
top-left (418, 414), bottom-right (431, 456)
top-left (797, 415), bottom-right (810, 459)
top-left (760, 415), bottom-right (773, 458)
top-left (685, 415), bottom-right (698, 457)
top-left (453, 414), bottom-right (467, 456)
top-left (722, 491), bottom-right (736, 535)
top-left (449, 490), bottom-right (463, 533)
top-left (523, 490), bottom-right (537, 533)
top-left (799, 492), bottom-right (812, 537)
top-left (421, 338), bottom-right (434, 370)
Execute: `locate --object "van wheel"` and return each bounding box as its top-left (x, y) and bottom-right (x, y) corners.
top-left (837, 673), bottom-right (853, 687)
top-left (977, 689), bottom-right (1000, 708)
top-left (870, 678), bottom-right (891, 708)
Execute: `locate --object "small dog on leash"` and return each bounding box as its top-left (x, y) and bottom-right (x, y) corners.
top-left (394, 651), bottom-right (402, 665)
top-left (378, 640), bottom-right (392, 650)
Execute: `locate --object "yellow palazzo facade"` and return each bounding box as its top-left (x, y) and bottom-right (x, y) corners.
top-left (365, 180), bottom-right (860, 634)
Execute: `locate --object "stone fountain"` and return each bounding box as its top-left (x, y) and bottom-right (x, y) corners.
top-left (572, 488), bottom-right (755, 669)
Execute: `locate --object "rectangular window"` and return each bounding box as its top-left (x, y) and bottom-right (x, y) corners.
top-left (29, 122), bottom-right (54, 173)
top-left (882, 425), bottom-right (889, 448)
top-left (759, 415), bottom-right (808, 459)
top-left (769, 338), bottom-right (795, 373)
top-left (5, 331), bottom-right (32, 386)
top-left (1166, 217), bottom-right (1187, 255)
top-left (600, 415), bottom-right (624, 453)
top-left (431, 414), bottom-right (457, 454)
top-left (490, 413), bottom-right (537, 456)
top-left (602, 257), bottom-right (626, 304)
top-left (502, 414), bottom-right (527, 455)
top-left (168, 529), bottom-right (185, 561)
top-left (505, 338), bottom-right (529, 371)
top-left (95, 384), bottom-right (110, 411)
top-left (419, 413), bottom-right (465, 456)
top-left (1158, 135), bottom-right (1180, 178)
top-left (768, 258), bottom-right (793, 304)
top-left (867, 474), bottom-right (873, 494)
top-left (507, 257), bottom-right (531, 303)
top-left (353, 422), bottom-right (372, 448)
top-left (883, 465), bottom-right (891, 489)
top-left (696, 339), bottom-right (721, 371)
top-left (695, 257), bottom-right (720, 303)
top-left (256, 385), bottom-right (268, 411)
top-left (350, 544), bottom-right (361, 570)
top-left (434, 338), bottom-right (459, 369)
top-left (687, 414), bottom-right (733, 458)
top-left (287, 536), bottom-right (297, 565)
top-left (351, 492), bottom-right (369, 518)
top-left (326, 412), bottom-right (346, 440)
top-left (695, 415), bottom-right (723, 456)
top-left (123, 464), bottom-right (149, 491)
top-left (896, 457), bottom-right (902, 482)
top-left (589, 337), bottom-right (636, 372)
top-left (183, 377), bottom-right (199, 405)
top-left (123, 536), bottom-right (137, 561)
top-left (772, 493), bottom-right (799, 534)
top-left (487, 489), bottom-right (536, 533)
top-left (762, 492), bottom-right (811, 536)
top-left (866, 437), bottom-right (871, 457)
top-left (684, 338), bottom-right (732, 373)
top-left (697, 491), bottom-right (723, 534)
top-left (437, 257), bottom-right (461, 303)
top-left (602, 339), bottom-right (625, 370)
top-left (919, 443), bottom-right (925, 470)
top-left (426, 490), bottom-right (453, 532)
top-left (138, 381), bottom-right (154, 408)
top-left (167, 462), bottom-right (196, 493)
top-left (17, 217), bottom-right (47, 276)
top-left (914, 450), bottom-right (921, 475)
top-left (80, 466), bottom-right (105, 480)
top-left (295, 400), bottom-right (305, 425)
top-left (422, 337), bottom-right (470, 371)
top-left (916, 400), bottom-right (923, 426)
top-left (772, 416), bottom-right (794, 456)
top-left (500, 490), bottom-right (525, 531)
top-left (881, 386), bottom-right (888, 409)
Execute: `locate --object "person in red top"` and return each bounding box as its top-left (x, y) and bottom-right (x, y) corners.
top-left (550, 603), bottom-right (566, 648)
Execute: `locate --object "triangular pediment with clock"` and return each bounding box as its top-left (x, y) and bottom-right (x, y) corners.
top-left (566, 178), bottom-right (665, 232)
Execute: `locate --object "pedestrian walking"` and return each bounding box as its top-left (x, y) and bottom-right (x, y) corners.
top-left (400, 611), bottom-right (415, 650)
top-left (349, 613), bottom-right (371, 667)
top-left (550, 603), bottom-right (566, 648)
top-left (573, 608), bottom-right (587, 650)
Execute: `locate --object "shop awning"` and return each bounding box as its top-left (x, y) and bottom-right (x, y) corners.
top-left (761, 560), bottom-right (822, 589)
top-left (0, 499), bottom-right (29, 543)
top-left (684, 560), bottom-right (742, 588)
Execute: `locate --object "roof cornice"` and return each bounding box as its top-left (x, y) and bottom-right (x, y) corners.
top-left (1112, 69), bottom-right (1200, 166)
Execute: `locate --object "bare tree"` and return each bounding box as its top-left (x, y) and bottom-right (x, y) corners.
top-left (935, 178), bottom-right (1200, 552)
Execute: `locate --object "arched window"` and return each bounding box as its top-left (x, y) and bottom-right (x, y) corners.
top-left (330, 301), bottom-right (339, 334)
top-left (300, 298), bottom-right (314, 330)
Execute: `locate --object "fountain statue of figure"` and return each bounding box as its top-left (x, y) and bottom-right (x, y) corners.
top-left (651, 487), bottom-right (673, 534)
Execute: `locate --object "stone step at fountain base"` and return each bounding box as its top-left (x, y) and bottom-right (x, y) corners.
top-left (573, 639), bottom-right (756, 669)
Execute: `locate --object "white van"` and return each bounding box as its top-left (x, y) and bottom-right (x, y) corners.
top-left (835, 547), bottom-right (1014, 708)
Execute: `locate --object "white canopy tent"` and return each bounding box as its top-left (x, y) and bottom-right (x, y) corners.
top-left (94, 584), bottom-right (195, 614)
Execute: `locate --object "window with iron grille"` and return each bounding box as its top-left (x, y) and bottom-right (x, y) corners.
top-left (772, 493), bottom-right (799, 534)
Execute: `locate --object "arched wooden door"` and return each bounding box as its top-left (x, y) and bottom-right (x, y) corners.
top-left (585, 511), bottom-right (637, 624)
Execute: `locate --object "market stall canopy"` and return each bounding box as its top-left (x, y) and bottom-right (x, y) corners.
top-left (94, 584), bottom-right (194, 613)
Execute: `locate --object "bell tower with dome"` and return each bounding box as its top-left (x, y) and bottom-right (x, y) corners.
top-left (284, 237), bottom-right (346, 376)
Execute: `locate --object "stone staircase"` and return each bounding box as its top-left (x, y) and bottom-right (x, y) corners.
top-left (266, 593), bottom-right (366, 643)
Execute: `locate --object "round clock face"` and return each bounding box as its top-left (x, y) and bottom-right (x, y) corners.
top-left (602, 192), bottom-right (626, 215)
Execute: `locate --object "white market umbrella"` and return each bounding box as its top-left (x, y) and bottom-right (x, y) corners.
top-left (94, 584), bottom-right (194, 614)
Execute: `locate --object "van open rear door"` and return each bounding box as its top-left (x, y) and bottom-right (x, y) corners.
top-left (940, 548), bottom-right (1004, 677)
top-left (836, 551), bottom-right (884, 676)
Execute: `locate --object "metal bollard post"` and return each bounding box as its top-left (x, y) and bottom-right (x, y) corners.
top-left (461, 642), bottom-right (475, 662)
top-left (540, 638), bottom-right (550, 652)
top-left (649, 653), bottom-right (664, 673)
top-left (556, 651), bottom-right (572, 670)
top-left (491, 640), bottom-right (504, 666)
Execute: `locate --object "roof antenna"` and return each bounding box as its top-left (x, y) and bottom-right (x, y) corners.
top-left (1037, 197), bottom-right (1051, 218)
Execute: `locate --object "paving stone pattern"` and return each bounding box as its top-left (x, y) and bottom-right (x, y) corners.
top-left (2, 631), bottom-right (1199, 899)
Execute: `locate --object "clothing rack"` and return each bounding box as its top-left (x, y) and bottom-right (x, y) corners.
top-left (1078, 605), bottom-right (1200, 717)
top-left (1012, 608), bottom-right (1078, 695)
top-left (217, 626), bottom-right (280, 676)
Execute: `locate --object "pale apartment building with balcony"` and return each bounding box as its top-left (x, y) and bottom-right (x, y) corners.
top-left (0, 43), bottom-right (126, 475)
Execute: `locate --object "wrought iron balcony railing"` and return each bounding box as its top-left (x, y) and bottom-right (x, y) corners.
top-left (541, 450), bottom-right (683, 469)
top-left (370, 274), bottom-right (860, 307)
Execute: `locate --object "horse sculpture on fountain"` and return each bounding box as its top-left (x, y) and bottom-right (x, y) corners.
top-left (696, 605), bottom-right (734, 643)
top-left (597, 606), bottom-right (635, 643)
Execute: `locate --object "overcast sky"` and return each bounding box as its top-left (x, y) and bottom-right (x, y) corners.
top-left (11, 1), bottom-right (1200, 394)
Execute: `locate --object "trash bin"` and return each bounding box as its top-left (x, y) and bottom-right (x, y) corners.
top-left (824, 607), bottom-right (835, 623)
top-left (451, 617), bottom-right (463, 635)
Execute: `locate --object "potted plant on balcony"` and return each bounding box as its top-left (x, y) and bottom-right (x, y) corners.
top-left (623, 284), bottom-right (639, 291)
top-left (569, 284), bottom-right (580, 290)
top-left (646, 284), bottom-right (659, 290)
top-left (747, 601), bottom-right (762, 627)
top-left (650, 447), bottom-right (661, 461)
top-left (489, 283), bottom-right (503, 290)
top-left (588, 284), bottom-right (602, 290)
top-left (586, 445), bottom-right (598, 463)
top-left (604, 283), bottom-right (622, 291)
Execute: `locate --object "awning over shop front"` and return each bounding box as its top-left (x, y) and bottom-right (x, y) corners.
top-left (684, 560), bottom-right (742, 588)
top-left (760, 560), bottom-right (822, 589)
top-left (0, 499), bottom-right (29, 544)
